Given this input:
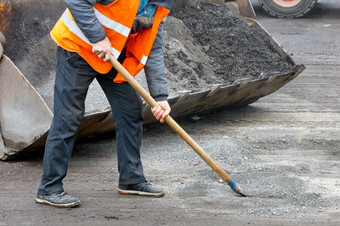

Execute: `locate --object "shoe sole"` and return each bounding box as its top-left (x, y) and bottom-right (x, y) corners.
top-left (35, 198), bottom-right (81, 208)
top-left (117, 188), bottom-right (165, 197)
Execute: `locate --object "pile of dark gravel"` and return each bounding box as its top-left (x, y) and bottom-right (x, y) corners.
top-left (163, 2), bottom-right (293, 94)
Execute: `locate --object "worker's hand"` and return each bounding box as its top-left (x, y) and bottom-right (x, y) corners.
top-left (92, 36), bottom-right (112, 62)
top-left (152, 100), bottom-right (171, 123)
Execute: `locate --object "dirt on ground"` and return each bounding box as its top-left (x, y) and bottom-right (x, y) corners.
top-left (0, 0), bottom-right (339, 225)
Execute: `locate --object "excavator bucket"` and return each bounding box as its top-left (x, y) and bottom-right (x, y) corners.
top-left (0, 0), bottom-right (304, 160)
top-left (236, 0), bottom-right (256, 18)
top-left (173, 0), bottom-right (256, 18)
top-left (0, 55), bottom-right (53, 158)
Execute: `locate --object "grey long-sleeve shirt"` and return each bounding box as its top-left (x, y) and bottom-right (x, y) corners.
top-left (64, 0), bottom-right (170, 101)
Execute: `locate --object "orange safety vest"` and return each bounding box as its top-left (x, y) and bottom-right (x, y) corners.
top-left (114, 6), bottom-right (170, 83)
top-left (50, 0), bottom-right (170, 83)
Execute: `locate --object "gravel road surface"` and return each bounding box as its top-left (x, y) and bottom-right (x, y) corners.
top-left (0, 0), bottom-right (339, 225)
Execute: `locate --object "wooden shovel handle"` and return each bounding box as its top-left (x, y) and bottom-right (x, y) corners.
top-left (109, 57), bottom-right (232, 184)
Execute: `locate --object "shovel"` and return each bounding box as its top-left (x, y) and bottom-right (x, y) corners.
top-left (109, 56), bottom-right (246, 197)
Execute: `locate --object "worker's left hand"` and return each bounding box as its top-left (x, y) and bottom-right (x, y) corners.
top-left (152, 100), bottom-right (171, 123)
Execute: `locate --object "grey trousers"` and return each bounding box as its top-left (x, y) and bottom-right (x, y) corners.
top-left (37, 47), bottom-right (146, 195)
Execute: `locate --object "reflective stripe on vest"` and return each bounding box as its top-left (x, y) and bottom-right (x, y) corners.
top-left (61, 10), bottom-right (121, 59)
top-left (50, 0), bottom-right (139, 74)
top-left (93, 8), bottom-right (130, 38)
top-left (141, 55), bottom-right (148, 65)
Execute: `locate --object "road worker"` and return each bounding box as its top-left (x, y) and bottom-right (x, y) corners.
top-left (36, 0), bottom-right (172, 208)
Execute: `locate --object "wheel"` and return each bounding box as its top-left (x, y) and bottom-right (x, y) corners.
top-left (258, 0), bottom-right (318, 18)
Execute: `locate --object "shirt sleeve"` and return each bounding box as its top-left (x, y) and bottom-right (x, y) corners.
top-left (144, 22), bottom-right (169, 101)
top-left (65, 0), bottom-right (107, 43)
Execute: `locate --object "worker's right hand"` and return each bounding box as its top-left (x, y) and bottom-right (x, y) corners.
top-left (92, 36), bottom-right (112, 62)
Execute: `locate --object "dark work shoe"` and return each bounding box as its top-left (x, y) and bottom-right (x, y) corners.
top-left (118, 182), bottom-right (165, 197)
top-left (35, 192), bottom-right (81, 208)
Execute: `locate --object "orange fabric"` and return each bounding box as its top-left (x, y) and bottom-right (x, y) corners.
top-left (50, 0), bottom-right (139, 74)
top-left (113, 6), bottom-right (170, 83)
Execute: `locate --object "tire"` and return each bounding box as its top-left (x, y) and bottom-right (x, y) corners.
top-left (258, 0), bottom-right (318, 18)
